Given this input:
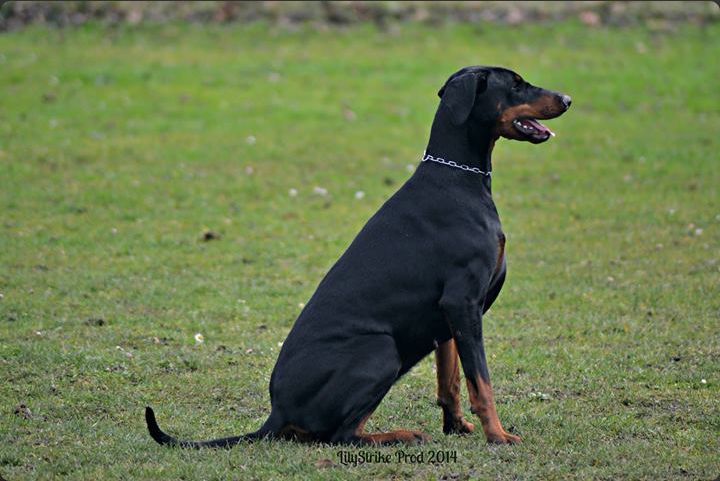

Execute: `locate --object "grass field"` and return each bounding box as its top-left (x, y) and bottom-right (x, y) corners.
top-left (1, 21), bottom-right (719, 480)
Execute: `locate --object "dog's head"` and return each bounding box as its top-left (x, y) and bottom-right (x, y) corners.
top-left (437, 66), bottom-right (571, 144)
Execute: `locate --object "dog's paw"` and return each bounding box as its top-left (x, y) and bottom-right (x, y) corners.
top-left (443, 417), bottom-right (475, 435)
top-left (395, 430), bottom-right (431, 445)
top-left (486, 430), bottom-right (522, 445)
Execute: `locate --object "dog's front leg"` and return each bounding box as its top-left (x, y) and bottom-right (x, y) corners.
top-left (435, 339), bottom-right (475, 435)
top-left (440, 274), bottom-right (521, 445)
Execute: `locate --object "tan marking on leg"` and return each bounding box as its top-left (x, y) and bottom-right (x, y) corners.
top-left (355, 411), bottom-right (373, 436)
top-left (435, 340), bottom-right (475, 434)
top-left (356, 430), bottom-right (430, 446)
top-left (466, 376), bottom-right (521, 444)
top-left (354, 409), bottom-right (430, 445)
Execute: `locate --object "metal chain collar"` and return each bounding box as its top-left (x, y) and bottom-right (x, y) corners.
top-left (421, 151), bottom-right (491, 176)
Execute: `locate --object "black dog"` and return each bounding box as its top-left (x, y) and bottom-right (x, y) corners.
top-left (146, 66), bottom-right (571, 447)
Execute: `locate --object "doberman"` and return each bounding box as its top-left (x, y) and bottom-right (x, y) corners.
top-left (145, 66), bottom-right (571, 447)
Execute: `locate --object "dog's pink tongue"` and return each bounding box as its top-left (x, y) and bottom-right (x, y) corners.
top-left (526, 118), bottom-right (554, 137)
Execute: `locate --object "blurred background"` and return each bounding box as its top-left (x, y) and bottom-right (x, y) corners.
top-left (1, 1), bottom-right (718, 30)
top-left (1, 2), bottom-right (718, 480)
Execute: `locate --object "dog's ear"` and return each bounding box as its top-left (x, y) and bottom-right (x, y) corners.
top-left (437, 71), bottom-right (489, 126)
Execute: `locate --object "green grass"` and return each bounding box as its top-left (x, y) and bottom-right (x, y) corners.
top-left (1, 21), bottom-right (719, 480)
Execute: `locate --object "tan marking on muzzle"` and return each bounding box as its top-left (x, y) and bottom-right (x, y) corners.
top-left (495, 94), bottom-right (563, 139)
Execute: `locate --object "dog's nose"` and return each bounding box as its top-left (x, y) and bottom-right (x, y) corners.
top-left (561, 95), bottom-right (572, 109)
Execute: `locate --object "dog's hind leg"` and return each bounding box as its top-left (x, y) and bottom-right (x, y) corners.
top-left (337, 408), bottom-right (431, 446)
top-left (329, 335), bottom-right (430, 446)
top-left (355, 427), bottom-right (430, 445)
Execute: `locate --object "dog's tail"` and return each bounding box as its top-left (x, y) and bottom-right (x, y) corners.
top-left (145, 407), bottom-right (270, 449)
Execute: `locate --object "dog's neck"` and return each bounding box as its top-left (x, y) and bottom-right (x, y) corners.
top-left (425, 111), bottom-right (497, 182)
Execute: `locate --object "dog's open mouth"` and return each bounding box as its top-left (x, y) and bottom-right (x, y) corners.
top-left (512, 118), bottom-right (555, 143)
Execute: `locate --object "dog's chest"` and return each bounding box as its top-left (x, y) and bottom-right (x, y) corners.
top-left (495, 230), bottom-right (506, 274)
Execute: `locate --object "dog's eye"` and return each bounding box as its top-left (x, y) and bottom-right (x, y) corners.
top-left (512, 78), bottom-right (524, 91)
